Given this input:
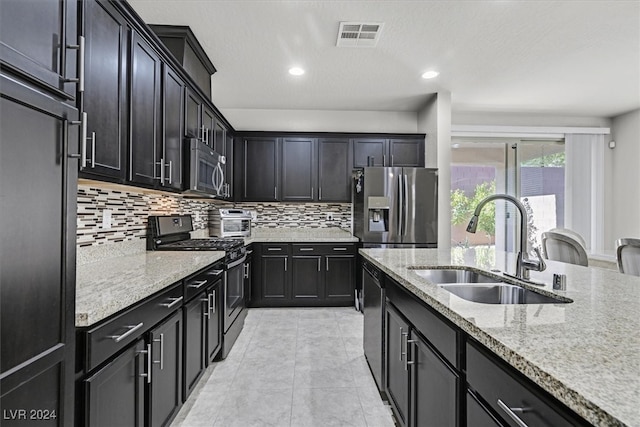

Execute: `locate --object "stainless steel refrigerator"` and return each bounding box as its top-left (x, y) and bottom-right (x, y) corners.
top-left (352, 167), bottom-right (438, 247)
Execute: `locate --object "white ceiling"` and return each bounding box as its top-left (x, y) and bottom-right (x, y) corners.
top-left (128, 0), bottom-right (640, 121)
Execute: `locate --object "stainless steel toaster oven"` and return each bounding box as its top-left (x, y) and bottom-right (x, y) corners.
top-left (208, 209), bottom-right (252, 237)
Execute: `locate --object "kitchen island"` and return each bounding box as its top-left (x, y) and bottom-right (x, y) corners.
top-left (360, 247), bottom-right (640, 427)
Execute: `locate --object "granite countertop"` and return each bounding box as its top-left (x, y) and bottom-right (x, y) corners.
top-left (76, 242), bottom-right (224, 327)
top-left (244, 227), bottom-right (359, 244)
top-left (359, 247), bottom-right (640, 427)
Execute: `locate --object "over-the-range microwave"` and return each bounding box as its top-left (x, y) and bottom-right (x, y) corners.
top-left (183, 138), bottom-right (228, 198)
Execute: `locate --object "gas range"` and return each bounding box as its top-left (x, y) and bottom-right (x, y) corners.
top-left (147, 215), bottom-right (246, 266)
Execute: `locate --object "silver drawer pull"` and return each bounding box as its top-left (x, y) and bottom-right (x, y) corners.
top-left (497, 399), bottom-right (531, 427)
top-left (267, 247), bottom-right (282, 251)
top-left (160, 296), bottom-right (183, 309)
top-left (189, 279), bottom-right (208, 289)
top-left (299, 248), bottom-right (314, 251)
top-left (207, 269), bottom-right (224, 277)
top-left (109, 322), bottom-right (144, 343)
top-left (246, 250), bottom-right (254, 255)
top-left (333, 247), bottom-right (348, 251)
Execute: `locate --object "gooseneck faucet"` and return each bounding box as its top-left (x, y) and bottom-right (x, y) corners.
top-left (466, 194), bottom-right (546, 280)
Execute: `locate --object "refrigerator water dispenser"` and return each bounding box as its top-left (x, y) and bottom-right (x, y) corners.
top-left (368, 196), bottom-right (389, 232)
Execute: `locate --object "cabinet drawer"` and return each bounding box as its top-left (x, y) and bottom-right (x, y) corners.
top-left (184, 262), bottom-right (224, 302)
top-left (466, 341), bottom-right (585, 427)
top-left (291, 243), bottom-right (356, 255)
top-left (386, 279), bottom-right (459, 369)
top-left (86, 282), bottom-right (183, 371)
top-left (260, 243), bottom-right (290, 254)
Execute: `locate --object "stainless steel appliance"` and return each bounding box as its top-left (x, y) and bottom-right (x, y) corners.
top-left (209, 208), bottom-right (252, 237)
top-left (147, 214), bottom-right (247, 359)
top-left (362, 259), bottom-right (386, 397)
top-left (183, 138), bottom-right (228, 198)
top-left (353, 167), bottom-right (438, 247)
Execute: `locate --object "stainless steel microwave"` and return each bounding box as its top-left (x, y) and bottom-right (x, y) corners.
top-left (183, 138), bottom-right (227, 198)
top-left (209, 209), bottom-right (252, 237)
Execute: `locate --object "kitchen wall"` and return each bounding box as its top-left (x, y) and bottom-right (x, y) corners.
top-left (609, 108), bottom-right (640, 246)
top-left (77, 182), bottom-right (351, 247)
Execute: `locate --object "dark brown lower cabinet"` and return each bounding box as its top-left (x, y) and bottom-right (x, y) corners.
top-left (84, 340), bottom-right (146, 427)
top-left (148, 311), bottom-right (183, 427)
top-left (292, 256), bottom-right (323, 300)
top-left (325, 255), bottom-right (355, 303)
top-left (183, 293), bottom-right (206, 400)
top-left (205, 283), bottom-right (222, 364)
top-left (385, 304), bottom-right (410, 426)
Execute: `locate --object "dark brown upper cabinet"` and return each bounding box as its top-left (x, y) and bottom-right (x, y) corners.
top-left (318, 138), bottom-right (352, 202)
top-left (129, 31), bottom-right (162, 187)
top-left (81, 0), bottom-right (129, 181)
top-left (241, 137), bottom-right (279, 202)
top-left (353, 137), bottom-right (425, 168)
top-left (281, 137), bottom-right (317, 202)
top-left (0, 0), bottom-right (78, 99)
top-left (161, 64), bottom-right (185, 190)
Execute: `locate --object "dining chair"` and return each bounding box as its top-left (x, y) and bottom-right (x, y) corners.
top-left (615, 238), bottom-right (640, 276)
top-left (541, 229), bottom-right (589, 266)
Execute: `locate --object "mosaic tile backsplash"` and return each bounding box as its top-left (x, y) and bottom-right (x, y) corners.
top-left (77, 183), bottom-right (352, 246)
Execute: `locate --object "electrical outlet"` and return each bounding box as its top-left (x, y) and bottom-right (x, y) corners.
top-left (102, 209), bottom-right (112, 229)
top-left (326, 212), bottom-right (334, 221)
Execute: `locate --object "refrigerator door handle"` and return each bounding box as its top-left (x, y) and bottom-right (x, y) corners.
top-left (403, 174), bottom-right (409, 236)
top-left (397, 173), bottom-right (403, 235)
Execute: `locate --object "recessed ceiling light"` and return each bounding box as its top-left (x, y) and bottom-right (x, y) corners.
top-left (289, 67), bottom-right (305, 76)
top-left (421, 70), bottom-right (439, 79)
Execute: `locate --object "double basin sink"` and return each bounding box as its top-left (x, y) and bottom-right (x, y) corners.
top-left (410, 268), bottom-right (571, 304)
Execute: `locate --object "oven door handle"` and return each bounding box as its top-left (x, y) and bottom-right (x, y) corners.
top-left (226, 255), bottom-right (247, 269)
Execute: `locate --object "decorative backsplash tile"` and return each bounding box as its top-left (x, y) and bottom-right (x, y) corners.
top-left (76, 182), bottom-right (352, 247)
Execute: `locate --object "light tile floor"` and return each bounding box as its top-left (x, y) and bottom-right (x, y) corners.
top-left (171, 307), bottom-right (395, 427)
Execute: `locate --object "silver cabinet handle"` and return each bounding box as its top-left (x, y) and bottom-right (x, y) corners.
top-left (299, 248), bottom-right (314, 251)
top-left (401, 330), bottom-right (410, 369)
top-left (138, 343), bottom-right (152, 383)
top-left (168, 160), bottom-right (173, 184)
top-left (311, 186), bottom-right (314, 199)
top-left (90, 131), bottom-right (96, 168)
top-left (157, 158), bottom-right (165, 183)
top-left (497, 399), bottom-right (531, 427)
top-left (317, 257), bottom-right (321, 272)
top-left (109, 322), bottom-right (144, 342)
top-left (246, 250), bottom-right (254, 255)
top-left (208, 269), bottom-right (224, 276)
top-left (333, 247), bottom-right (348, 251)
top-left (268, 247), bottom-right (282, 251)
top-left (383, 154), bottom-right (386, 166)
top-left (391, 154), bottom-right (394, 166)
top-left (202, 295), bottom-right (211, 318)
top-left (406, 338), bottom-right (418, 370)
top-left (64, 35), bottom-right (85, 92)
top-left (326, 257), bottom-right (329, 271)
top-left (319, 187), bottom-right (322, 200)
top-left (210, 290), bottom-right (215, 314)
top-left (189, 279), bottom-right (208, 289)
top-left (153, 333), bottom-right (164, 370)
top-left (160, 296), bottom-right (183, 309)
top-left (399, 328), bottom-right (405, 361)
top-left (274, 186), bottom-right (277, 199)
top-left (244, 263), bottom-right (249, 279)
top-left (284, 257), bottom-right (288, 271)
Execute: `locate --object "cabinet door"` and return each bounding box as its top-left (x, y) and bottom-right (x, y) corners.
top-left (213, 120), bottom-right (226, 156)
top-left (281, 137), bottom-right (316, 201)
top-left (243, 137), bottom-right (279, 201)
top-left (292, 256), bottom-right (322, 300)
top-left (183, 294), bottom-right (206, 400)
top-left (325, 255), bottom-right (355, 303)
top-left (261, 256), bottom-right (289, 301)
top-left (162, 65), bottom-right (185, 190)
top-left (206, 285), bottom-right (222, 363)
top-left (1, 80), bottom-right (78, 426)
top-left (318, 138), bottom-right (351, 202)
top-left (82, 0), bottom-right (128, 179)
top-left (84, 340), bottom-right (145, 427)
top-left (148, 311), bottom-right (182, 427)
top-left (386, 304), bottom-right (410, 427)
top-left (410, 331), bottom-right (458, 427)
top-left (353, 138), bottom-right (387, 167)
top-left (201, 104), bottom-right (216, 148)
top-left (0, 0), bottom-right (77, 98)
top-left (244, 253), bottom-right (253, 306)
top-left (129, 31), bottom-right (162, 186)
top-left (389, 138), bottom-right (425, 167)
top-left (184, 87), bottom-right (201, 139)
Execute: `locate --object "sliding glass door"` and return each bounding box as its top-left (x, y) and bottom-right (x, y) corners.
top-left (451, 138), bottom-right (565, 254)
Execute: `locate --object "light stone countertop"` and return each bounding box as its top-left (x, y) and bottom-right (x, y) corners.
top-left (244, 227), bottom-right (359, 244)
top-left (359, 247), bottom-right (640, 427)
top-left (76, 245), bottom-right (224, 327)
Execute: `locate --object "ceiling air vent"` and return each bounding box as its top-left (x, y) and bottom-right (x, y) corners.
top-left (336, 22), bottom-right (384, 48)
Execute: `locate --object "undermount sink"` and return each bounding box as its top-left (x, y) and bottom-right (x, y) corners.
top-left (409, 268), bottom-right (571, 304)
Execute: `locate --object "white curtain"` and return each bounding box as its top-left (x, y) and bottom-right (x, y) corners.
top-left (564, 134), bottom-right (605, 251)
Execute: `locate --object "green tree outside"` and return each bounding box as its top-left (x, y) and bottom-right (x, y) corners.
top-left (451, 181), bottom-right (496, 243)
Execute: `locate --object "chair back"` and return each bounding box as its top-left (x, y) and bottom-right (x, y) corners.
top-left (616, 238), bottom-right (640, 276)
top-left (541, 230), bottom-right (588, 266)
